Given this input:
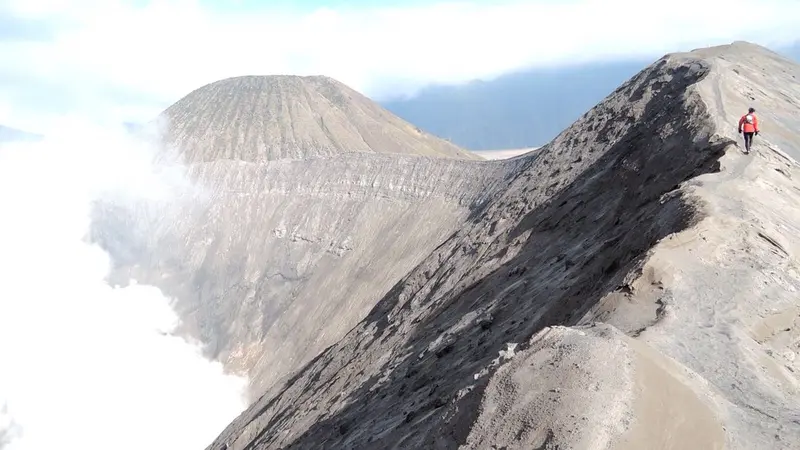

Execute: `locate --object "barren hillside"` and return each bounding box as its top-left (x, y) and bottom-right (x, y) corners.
top-left (91, 75), bottom-right (518, 399)
top-left (204, 41), bottom-right (800, 449)
top-left (159, 75), bottom-right (481, 163)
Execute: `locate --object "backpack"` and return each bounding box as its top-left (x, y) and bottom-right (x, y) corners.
top-left (745, 114), bottom-right (754, 124)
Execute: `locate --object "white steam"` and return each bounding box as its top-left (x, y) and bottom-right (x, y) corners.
top-left (0, 120), bottom-right (247, 450)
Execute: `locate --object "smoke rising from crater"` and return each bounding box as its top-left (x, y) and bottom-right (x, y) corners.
top-left (0, 119), bottom-right (247, 450)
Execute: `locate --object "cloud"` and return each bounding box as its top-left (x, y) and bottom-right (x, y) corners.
top-left (1, 0), bottom-right (800, 129)
top-left (0, 119), bottom-right (247, 450)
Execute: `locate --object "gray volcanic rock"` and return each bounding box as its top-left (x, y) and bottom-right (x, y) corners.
top-left (203, 42), bottom-right (800, 449)
top-left (159, 75), bottom-right (481, 163)
top-left (92, 75), bottom-right (520, 400)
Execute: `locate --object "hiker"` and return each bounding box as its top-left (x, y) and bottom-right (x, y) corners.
top-left (738, 107), bottom-right (759, 154)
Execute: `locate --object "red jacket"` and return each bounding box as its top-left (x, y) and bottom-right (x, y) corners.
top-left (739, 113), bottom-right (759, 133)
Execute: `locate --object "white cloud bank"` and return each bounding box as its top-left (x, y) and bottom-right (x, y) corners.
top-left (2, 0), bottom-right (800, 129)
top-left (0, 121), bottom-right (247, 450)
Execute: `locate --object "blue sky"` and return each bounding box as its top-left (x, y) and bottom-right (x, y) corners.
top-left (1, 0), bottom-right (799, 131)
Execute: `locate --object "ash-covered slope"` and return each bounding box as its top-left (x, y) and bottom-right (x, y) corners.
top-left (99, 154), bottom-right (520, 397)
top-left (93, 76), bottom-right (519, 400)
top-left (205, 42), bottom-right (800, 450)
top-left (159, 75), bottom-right (481, 163)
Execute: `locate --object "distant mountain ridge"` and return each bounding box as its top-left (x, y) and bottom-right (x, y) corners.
top-left (382, 60), bottom-right (646, 150)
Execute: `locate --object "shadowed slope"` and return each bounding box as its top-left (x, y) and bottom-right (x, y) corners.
top-left (160, 75), bottom-right (481, 163)
top-left (203, 42), bottom-right (800, 449)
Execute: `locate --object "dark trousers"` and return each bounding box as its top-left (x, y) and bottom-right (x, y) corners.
top-left (743, 132), bottom-right (754, 151)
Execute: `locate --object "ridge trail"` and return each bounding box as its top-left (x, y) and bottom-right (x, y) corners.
top-left (201, 41), bottom-right (800, 450)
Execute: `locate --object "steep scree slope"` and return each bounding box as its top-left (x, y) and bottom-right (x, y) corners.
top-left (96, 154), bottom-right (522, 398)
top-left (92, 76), bottom-right (521, 399)
top-left (204, 42), bottom-right (800, 449)
top-left (159, 75), bottom-right (481, 163)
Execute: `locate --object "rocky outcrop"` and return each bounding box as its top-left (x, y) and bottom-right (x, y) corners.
top-left (203, 42), bottom-right (800, 449)
top-left (159, 75), bottom-right (481, 163)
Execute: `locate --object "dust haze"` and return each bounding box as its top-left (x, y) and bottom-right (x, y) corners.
top-left (0, 119), bottom-right (248, 450)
